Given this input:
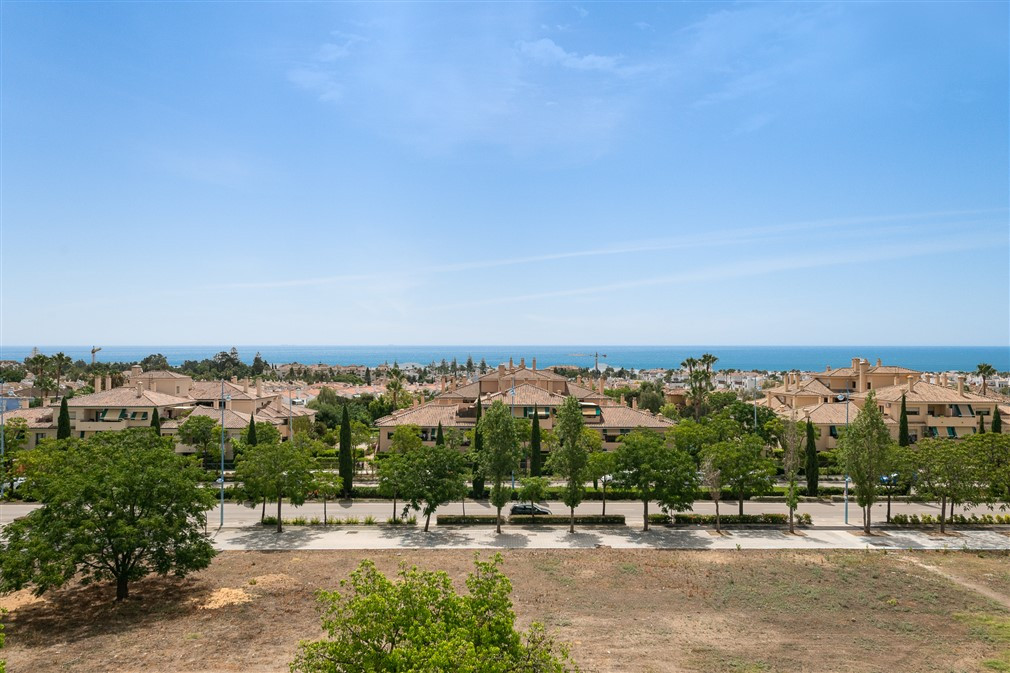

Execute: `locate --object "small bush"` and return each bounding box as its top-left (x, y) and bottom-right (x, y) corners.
top-left (343, 516), bottom-right (360, 525)
top-left (669, 513), bottom-right (805, 526)
top-left (436, 515), bottom-right (501, 525)
top-left (363, 515), bottom-right (377, 525)
top-left (309, 517), bottom-right (321, 525)
top-left (509, 514), bottom-right (626, 525)
top-left (261, 516), bottom-right (278, 526)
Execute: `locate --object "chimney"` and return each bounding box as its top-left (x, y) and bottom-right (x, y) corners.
top-left (859, 360), bottom-right (868, 392)
top-left (441, 377), bottom-right (447, 393)
top-left (942, 373), bottom-right (948, 387)
top-left (509, 357), bottom-right (514, 369)
top-left (243, 378), bottom-right (249, 393)
top-left (231, 376), bottom-right (238, 384)
top-left (412, 398), bottom-right (418, 409)
top-left (907, 375), bottom-right (915, 393)
top-left (520, 357), bottom-right (525, 369)
top-left (532, 358), bottom-right (537, 371)
top-left (135, 380), bottom-right (144, 398)
top-left (577, 375), bottom-right (583, 386)
top-left (826, 365), bottom-right (832, 372)
top-left (498, 364), bottom-right (506, 377)
top-left (131, 364), bottom-right (142, 376)
top-left (599, 376), bottom-right (606, 394)
top-left (785, 375), bottom-right (791, 392)
top-left (876, 358), bottom-right (882, 367)
top-left (256, 378), bottom-right (263, 397)
top-left (958, 376), bottom-right (966, 397)
top-left (94, 375), bottom-right (102, 391)
top-left (851, 357), bottom-right (860, 370)
top-left (632, 396), bottom-right (638, 410)
top-left (104, 375), bottom-right (112, 390)
top-left (619, 394), bottom-right (625, 406)
top-left (893, 375), bottom-right (899, 386)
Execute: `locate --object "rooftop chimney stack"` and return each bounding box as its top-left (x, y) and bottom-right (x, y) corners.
top-left (958, 376), bottom-right (966, 397)
top-left (136, 381), bottom-right (144, 398)
top-left (599, 376), bottom-right (606, 394)
top-left (520, 357), bottom-right (525, 369)
top-left (942, 373), bottom-right (948, 387)
top-left (893, 375), bottom-right (899, 386)
top-left (104, 375), bottom-right (112, 391)
top-left (632, 396), bottom-right (638, 410)
top-left (231, 376), bottom-right (238, 384)
top-left (256, 378), bottom-right (263, 397)
top-left (859, 360), bottom-right (869, 392)
top-left (94, 375), bottom-right (102, 391)
top-left (532, 358), bottom-right (537, 371)
top-left (509, 357), bottom-right (514, 369)
top-left (877, 358), bottom-right (882, 367)
top-left (131, 364), bottom-right (142, 376)
top-left (619, 394), bottom-right (625, 406)
top-left (243, 378), bottom-right (249, 394)
top-left (441, 377), bottom-right (447, 393)
top-left (907, 375), bottom-right (915, 393)
top-left (851, 357), bottom-right (860, 370)
top-left (826, 365), bottom-right (832, 372)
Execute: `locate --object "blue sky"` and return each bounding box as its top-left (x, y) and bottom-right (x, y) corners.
top-left (2, 1), bottom-right (1007, 346)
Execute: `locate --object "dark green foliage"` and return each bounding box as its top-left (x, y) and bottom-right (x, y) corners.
top-left (510, 514), bottom-right (625, 525)
top-left (364, 367), bottom-right (371, 385)
top-left (979, 414), bottom-right (986, 434)
top-left (150, 407), bottom-right (161, 433)
top-left (530, 408), bottom-right (542, 477)
top-left (56, 397), bottom-right (71, 440)
top-left (471, 397), bottom-right (486, 499)
top-left (898, 395), bottom-right (910, 446)
top-left (339, 405), bottom-right (353, 498)
top-left (435, 515), bottom-right (501, 525)
top-left (804, 420), bottom-right (818, 496)
top-left (436, 422), bottom-right (444, 446)
top-left (667, 513), bottom-right (811, 526)
top-left (994, 407), bottom-right (1003, 434)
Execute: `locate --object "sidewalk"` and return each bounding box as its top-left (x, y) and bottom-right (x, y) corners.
top-left (212, 524), bottom-right (1010, 552)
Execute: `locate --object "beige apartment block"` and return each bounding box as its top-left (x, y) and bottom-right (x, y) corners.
top-left (376, 357), bottom-right (672, 453)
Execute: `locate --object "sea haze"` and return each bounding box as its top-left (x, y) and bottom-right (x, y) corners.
top-left (2, 346), bottom-right (1007, 372)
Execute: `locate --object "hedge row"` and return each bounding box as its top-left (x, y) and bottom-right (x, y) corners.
top-left (890, 513), bottom-right (1010, 526)
top-left (647, 512), bottom-right (813, 526)
top-left (510, 514), bottom-right (626, 525)
top-left (436, 515), bottom-right (501, 525)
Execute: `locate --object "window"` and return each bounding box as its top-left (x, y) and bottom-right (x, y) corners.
top-left (829, 426), bottom-right (838, 439)
top-left (906, 407), bottom-right (919, 416)
top-left (909, 433), bottom-right (918, 443)
top-left (36, 433), bottom-right (45, 444)
top-left (947, 427), bottom-right (957, 438)
top-left (69, 412), bottom-right (76, 419)
top-left (928, 427), bottom-right (939, 438)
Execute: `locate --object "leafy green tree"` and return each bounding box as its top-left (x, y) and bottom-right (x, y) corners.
top-left (804, 419), bottom-right (819, 496)
top-left (0, 429), bottom-right (215, 601)
top-left (659, 403), bottom-right (679, 421)
top-left (587, 451), bottom-right (616, 515)
top-left (898, 394), bottom-right (910, 447)
top-left (236, 439), bottom-right (314, 533)
top-left (549, 397), bottom-right (590, 533)
top-left (291, 554), bottom-right (577, 673)
top-left (836, 392), bottom-right (895, 533)
top-left (1, 418), bottom-right (28, 495)
top-left (700, 454), bottom-right (724, 533)
top-left (314, 471), bottom-right (343, 524)
top-left (614, 429), bottom-right (697, 531)
top-left (976, 362), bottom-right (997, 396)
top-left (968, 433), bottom-right (1010, 505)
top-left (881, 444), bottom-right (914, 523)
top-left (704, 435), bottom-right (775, 516)
top-left (364, 367), bottom-right (371, 385)
top-left (177, 414), bottom-right (221, 465)
top-left (530, 407), bottom-right (543, 476)
top-left (339, 405), bottom-right (354, 498)
top-left (914, 438), bottom-right (981, 533)
top-left (56, 397), bottom-right (71, 440)
top-left (471, 397), bottom-right (486, 499)
top-left (377, 452), bottom-right (409, 521)
top-left (435, 421), bottom-right (445, 446)
top-left (52, 352), bottom-right (72, 396)
top-left (477, 401), bottom-right (521, 534)
top-left (517, 477), bottom-right (550, 519)
top-left (979, 414), bottom-right (986, 434)
top-left (401, 443), bottom-right (468, 531)
top-left (150, 407), bottom-right (161, 433)
top-left (779, 417), bottom-right (803, 533)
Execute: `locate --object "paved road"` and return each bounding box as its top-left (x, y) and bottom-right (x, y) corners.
top-left (212, 525), bottom-right (1010, 551)
top-left (0, 497), bottom-right (990, 528)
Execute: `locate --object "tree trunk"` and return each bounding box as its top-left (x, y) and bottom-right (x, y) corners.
top-left (738, 488), bottom-right (745, 516)
top-left (261, 497), bottom-right (266, 522)
top-left (643, 499), bottom-right (649, 531)
top-left (424, 512), bottom-right (431, 532)
top-left (940, 495), bottom-right (947, 534)
top-left (462, 496), bottom-right (466, 517)
top-left (116, 575), bottom-right (129, 602)
top-left (276, 496), bottom-right (283, 533)
top-left (496, 506), bottom-right (502, 534)
top-left (715, 500), bottom-right (720, 533)
top-left (569, 506), bottom-right (575, 534)
top-left (602, 485), bottom-right (607, 516)
top-left (863, 505), bottom-right (871, 535)
top-left (323, 497), bottom-right (328, 525)
top-left (886, 492), bottom-right (891, 523)
top-left (789, 507), bottom-right (794, 534)
top-left (392, 495), bottom-right (397, 521)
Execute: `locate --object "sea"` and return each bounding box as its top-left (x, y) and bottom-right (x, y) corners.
top-left (2, 345), bottom-right (1007, 372)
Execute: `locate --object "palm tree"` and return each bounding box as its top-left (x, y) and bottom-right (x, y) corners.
top-left (52, 352), bottom-right (72, 397)
top-left (976, 363), bottom-right (997, 396)
top-left (386, 371), bottom-right (406, 408)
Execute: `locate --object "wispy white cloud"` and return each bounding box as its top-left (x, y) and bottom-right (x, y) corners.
top-left (518, 38), bottom-right (631, 75)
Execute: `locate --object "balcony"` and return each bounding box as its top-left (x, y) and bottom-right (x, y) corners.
top-left (76, 419), bottom-right (129, 432)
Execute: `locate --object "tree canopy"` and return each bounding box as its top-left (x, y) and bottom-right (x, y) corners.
top-left (614, 429), bottom-right (697, 530)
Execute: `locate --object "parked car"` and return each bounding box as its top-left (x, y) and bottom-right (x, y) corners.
top-left (510, 503), bottom-right (552, 516)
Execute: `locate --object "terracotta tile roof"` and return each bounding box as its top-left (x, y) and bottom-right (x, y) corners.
top-left (598, 405), bottom-right (674, 429)
top-left (567, 383), bottom-right (608, 401)
top-left (375, 404), bottom-right (476, 429)
top-left (67, 388), bottom-right (193, 408)
top-left (188, 380), bottom-right (263, 402)
top-left (853, 382), bottom-right (994, 404)
top-left (161, 405), bottom-right (274, 431)
top-left (477, 366), bottom-right (568, 382)
top-left (485, 384), bottom-right (568, 407)
top-left (3, 407), bottom-right (55, 428)
top-left (781, 402), bottom-right (896, 426)
top-left (131, 370), bottom-right (190, 380)
top-left (766, 378), bottom-right (835, 397)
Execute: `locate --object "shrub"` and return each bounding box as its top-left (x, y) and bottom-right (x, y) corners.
top-left (669, 513), bottom-right (804, 526)
top-left (647, 513), bottom-right (670, 525)
top-left (436, 515), bottom-right (501, 525)
top-left (509, 515), bottom-right (626, 525)
top-left (363, 515), bottom-right (377, 525)
top-left (262, 516), bottom-right (279, 526)
top-left (309, 517), bottom-right (321, 525)
top-left (343, 516), bottom-right (360, 525)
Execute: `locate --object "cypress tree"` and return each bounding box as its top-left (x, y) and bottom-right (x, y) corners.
top-left (436, 421), bottom-right (444, 446)
top-left (150, 407), bottom-right (161, 434)
top-left (993, 407), bottom-right (1002, 434)
top-left (471, 397), bottom-right (485, 499)
top-left (530, 406), bottom-right (542, 476)
top-left (979, 414), bottom-right (986, 434)
top-left (364, 367), bottom-right (371, 385)
top-left (247, 415), bottom-right (258, 445)
top-left (57, 397), bottom-right (71, 440)
top-left (804, 419), bottom-right (818, 497)
top-left (898, 394), bottom-right (910, 447)
top-left (339, 404), bottom-right (353, 498)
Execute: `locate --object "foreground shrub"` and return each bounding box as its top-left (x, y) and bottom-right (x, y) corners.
top-left (510, 514), bottom-right (626, 525)
top-left (436, 515), bottom-right (501, 526)
top-left (891, 513), bottom-right (1010, 526)
top-left (291, 554), bottom-right (577, 673)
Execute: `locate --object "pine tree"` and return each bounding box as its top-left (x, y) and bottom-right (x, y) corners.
top-left (898, 394), bottom-right (910, 447)
top-left (339, 404), bottom-right (353, 498)
top-left (247, 415), bottom-right (258, 445)
top-left (993, 407), bottom-right (1003, 434)
top-left (530, 406), bottom-right (542, 477)
top-left (471, 397), bottom-right (485, 499)
top-left (436, 422), bottom-right (444, 446)
top-left (57, 397), bottom-right (71, 440)
top-left (150, 407), bottom-right (161, 434)
top-left (804, 419), bottom-right (818, 496)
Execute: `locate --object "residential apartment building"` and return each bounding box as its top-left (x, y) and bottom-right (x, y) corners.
top-left (376, 357), bottom-right (673, 453)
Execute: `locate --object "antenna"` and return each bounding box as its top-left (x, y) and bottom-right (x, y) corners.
top-left (91, 346), bottom-right (102, 365)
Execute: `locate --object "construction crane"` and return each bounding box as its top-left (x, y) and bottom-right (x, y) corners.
top-left (91, 346), bottom-right (102, 365)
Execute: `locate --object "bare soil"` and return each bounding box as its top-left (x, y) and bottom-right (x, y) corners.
top-left (3, 549), bottom-right (1010, 673)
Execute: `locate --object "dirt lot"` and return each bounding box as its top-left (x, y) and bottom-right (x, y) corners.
top-left (3, 549), bottom-right (1010, 673)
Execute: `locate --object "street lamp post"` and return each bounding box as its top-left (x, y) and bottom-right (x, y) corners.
top-left (0, 380), bottom-right (5, 498)
top-left (219, 381), bottom-right (230, 527)
top-left (836, 388), bottom-right (851, 525)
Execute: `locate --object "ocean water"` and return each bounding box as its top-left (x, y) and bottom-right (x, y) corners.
top-left (2, 345), bottom-right (1007, 372)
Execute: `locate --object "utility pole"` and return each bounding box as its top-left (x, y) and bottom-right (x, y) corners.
top-left (219, 381), bottom-right (229, 527)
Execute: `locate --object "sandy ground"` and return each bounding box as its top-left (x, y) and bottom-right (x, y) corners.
top-left (3, 549), bottom-right (1010, 673)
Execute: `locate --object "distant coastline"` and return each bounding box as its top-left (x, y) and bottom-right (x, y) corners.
top-left (2, 345), bottom-right (1007, 372)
